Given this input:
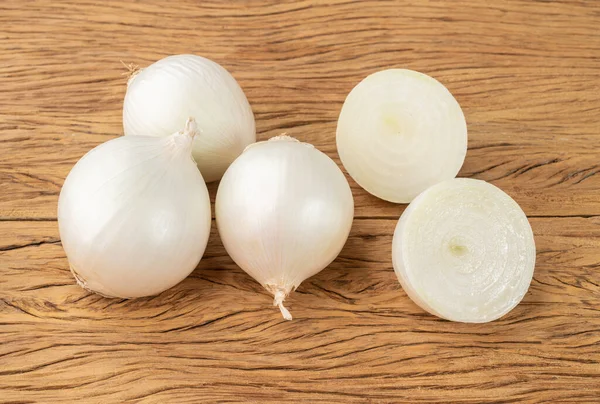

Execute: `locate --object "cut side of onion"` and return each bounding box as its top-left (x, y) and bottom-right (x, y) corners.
top-left (392, 178), bottom-right (536, 323)
top-left (337, 69), bottom-right (468, 203)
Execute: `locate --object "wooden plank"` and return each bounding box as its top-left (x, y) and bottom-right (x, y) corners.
top-left (1, 218), bottom-right (599, 402)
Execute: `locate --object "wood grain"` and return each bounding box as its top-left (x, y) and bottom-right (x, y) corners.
top-left (1, 0), bottom-right (599, 402)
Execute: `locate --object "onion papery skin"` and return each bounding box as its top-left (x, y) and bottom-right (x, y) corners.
top-left (58, 122), bottom-right (212, 298)
top-left (123, 54), bottom-right (256, 182)
top-left (215, 136), bottom-right (354, 320)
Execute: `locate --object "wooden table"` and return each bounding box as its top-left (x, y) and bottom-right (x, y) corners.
top-left (1, 1), bottom-right (599, 402)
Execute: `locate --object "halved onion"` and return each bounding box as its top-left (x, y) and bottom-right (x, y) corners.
top-left (392, 178), bottom-right (536, 323)
top-left (337, 69), bottom-right (467, 203)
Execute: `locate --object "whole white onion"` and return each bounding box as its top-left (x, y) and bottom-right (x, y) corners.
top-left (337, 69), bottom-right (467, 203)
top-left (58, 119), bottom-right (212, 298)
top-left (216, 136), bottom-right (354, 320)
top-left (392, 178), bottom-right (536, 323)
top-left (123, 54), bottom-right (256, 182)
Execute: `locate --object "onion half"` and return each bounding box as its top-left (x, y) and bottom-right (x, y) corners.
top-left (337, 69), bottom-right (467, 203)
top-left (392, 178), bottom-right (536, 323)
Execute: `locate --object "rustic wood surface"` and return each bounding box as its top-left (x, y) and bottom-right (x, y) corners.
top-left (1, 0), bottom-right (599, 402)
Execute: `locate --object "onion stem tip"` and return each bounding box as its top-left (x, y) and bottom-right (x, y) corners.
top-left (183, 117), bottom-right (199, 139)
top-left (273, 289), bottom-right (293, 321)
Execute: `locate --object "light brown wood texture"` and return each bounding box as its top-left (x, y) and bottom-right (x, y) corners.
top-left (1, 0), bottom-right (599, 402)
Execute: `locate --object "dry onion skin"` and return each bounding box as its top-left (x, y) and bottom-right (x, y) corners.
top-left (58, 119), bottom-right (211, 298)
top-left (216, 136), bottom-right (354, 320)
top-left (123, 54), bottom-right (256, 182)
top-left (337, 69), bottom-right (467, 203)
top-left (392, 178), bottom-right (536, 323)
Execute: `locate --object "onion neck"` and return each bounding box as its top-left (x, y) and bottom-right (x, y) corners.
top-left (272, 287), bottom-right (293, 321)
top-left (243, 134), bottom-right (314, 153)
top-left (121, 61), bottom-right (142, 87)
top-left (268, 134), bottom-right (298, 143)
top-left (168, 117), bottom-right (199, 159)
top-left (266, 285), bottom-right (292, 320)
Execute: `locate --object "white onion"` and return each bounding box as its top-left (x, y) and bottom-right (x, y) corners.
top-left (392, 178), bottom-right (536, 323)
top-left (216, 136), bottom-right (354, 320)
top-left (123, 54), bottom-right (256, 182)
top-left (337, 69), bottom-right (467, 203)
top-left (58, 119), bottom-right (211, 298)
